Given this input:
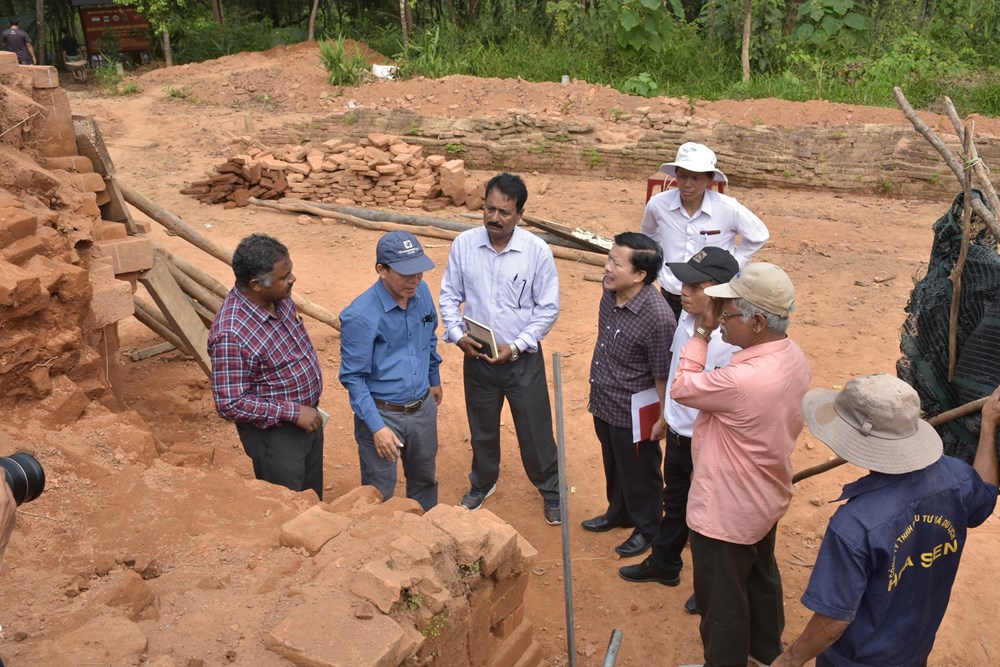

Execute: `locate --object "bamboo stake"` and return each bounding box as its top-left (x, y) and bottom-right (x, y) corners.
top-left (892, 87), bottom-right (1000, 241)
top-left (948, 125), bottom-right (974, 381)
top-left (793, 394), bottom-right (993, 483)
top-left (119, 183), bottom-right (342, 331)
top-left (251, 198), bottom-right (607, 268)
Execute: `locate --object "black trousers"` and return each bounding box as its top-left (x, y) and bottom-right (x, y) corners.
top-left (592, 416), bottom-right (663, 538)
top-left (236, 420), bottom-right (324, 500)
top-left (690, 525), bottom-right (784, 667)
top-left (649, 427), bottom-right (693, 572)
top-left (463, 348), bottom-right (559, 502)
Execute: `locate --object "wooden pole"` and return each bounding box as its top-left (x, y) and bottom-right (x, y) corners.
top-left (154, 245), bottom-right (229, 300)
top-left (942, 97), bottom-right (1000, 218)
top-left (251, 198), bottom-right (607, 268)
top-left (161, 254), bottom-right (224, 315)
top-left (132, 296), bottom-right (189, 353)
top-left (119, 183), bottom-right (342, 331)
top-left (893, 87), bottom-right (1000, 241)
top-left (282, 198), bottom-right (595, 252)
top-left (948, 125), bottom-right (974, 381)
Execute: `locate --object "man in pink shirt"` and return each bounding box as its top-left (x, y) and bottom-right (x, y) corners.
top-left (672, 262), bottom-right (811, 667)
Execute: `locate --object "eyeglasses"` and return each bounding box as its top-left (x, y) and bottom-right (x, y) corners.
top-left (719, 310), bottom-right (741, 321)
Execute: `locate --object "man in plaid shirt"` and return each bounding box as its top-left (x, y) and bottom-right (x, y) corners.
top-left (208, 234), bottom-right (325, 498)
top-left (585, 232), bottom-right (676, 558)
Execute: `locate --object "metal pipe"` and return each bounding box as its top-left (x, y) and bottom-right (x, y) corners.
top-left (552, 352), bottom-right (576, 666)
top-left (601, 629), bottom-right (624, 667)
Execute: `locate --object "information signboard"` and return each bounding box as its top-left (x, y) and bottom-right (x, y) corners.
top-left (79, 5), bottom-right (151, 54)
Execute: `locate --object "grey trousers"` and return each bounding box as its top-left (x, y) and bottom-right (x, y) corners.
top-left (690, 524), bottom-right (784, 667)
top-left (236, 420), bottom-right (324, 500)
top-left (463, 348), bottom-right (559, 502)
top-left (354, 396), bottom-right (439, 511)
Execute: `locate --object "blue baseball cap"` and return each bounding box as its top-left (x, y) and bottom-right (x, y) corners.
top-left (376, 231), bottom-right (435, 275)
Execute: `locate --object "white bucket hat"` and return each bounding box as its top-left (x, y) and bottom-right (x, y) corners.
top-left (659, 142), bottom-right (728, 183)
top-left (802, 374), bottom-right (943, 474)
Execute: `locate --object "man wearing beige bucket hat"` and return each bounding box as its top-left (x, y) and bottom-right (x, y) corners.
top-left (640, 142), bottom-right (769, 321)
top-left (672, 262), bottom-right (811, 667)
top-left (772, 375), bottom-right (1000, 667)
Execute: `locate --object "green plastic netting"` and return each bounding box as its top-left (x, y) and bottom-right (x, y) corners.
top-left (897, 190), bottom-right (1000, 464)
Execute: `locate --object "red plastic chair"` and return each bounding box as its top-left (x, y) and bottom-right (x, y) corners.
top-left (645, 174), bottom-right (725, 202)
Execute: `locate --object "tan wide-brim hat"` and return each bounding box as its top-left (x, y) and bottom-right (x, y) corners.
top-left (659, 142), bottom-right (728, 183)
top-left (802, 373), bottom-right (942, 474)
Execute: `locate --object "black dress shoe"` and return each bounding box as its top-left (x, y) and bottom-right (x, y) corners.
top-left (581, 514), bottom-right (632, 533)
top-left (684, 593), bottom-right (699, 615)
top-left (618, 558), bottom-right (680, 586)
top-left (614, 531), bottom-right (651, 557)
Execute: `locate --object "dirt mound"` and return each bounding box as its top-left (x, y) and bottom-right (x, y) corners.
top-left (130, 40), bottom-right (1000, 134)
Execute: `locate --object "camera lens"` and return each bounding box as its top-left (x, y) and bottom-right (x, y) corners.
top-left (0, 452), bottom-right (45, 506)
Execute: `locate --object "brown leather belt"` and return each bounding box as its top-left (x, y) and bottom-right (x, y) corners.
top-left (374, 391), bottom-right (429, 414)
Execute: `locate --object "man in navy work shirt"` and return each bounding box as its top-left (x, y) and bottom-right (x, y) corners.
top-left (439, 172), bottom-right (563, 525)
top-left (339, 231), bottom-right (442, 511)
top-left (773, 375), bottom-right (1000, 667)
top-left (584, 232), bottom-right (675, 558)
top-left (208, 234), bottom-right (325, 498)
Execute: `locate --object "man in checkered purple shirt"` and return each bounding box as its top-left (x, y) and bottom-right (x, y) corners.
top-left (584, 232), bottom-right (676, 558)
top-left (208, 234), bottom-right (325, 498)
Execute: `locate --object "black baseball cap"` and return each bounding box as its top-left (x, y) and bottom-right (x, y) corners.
top-left (666, 246), bottom-right (738, 285)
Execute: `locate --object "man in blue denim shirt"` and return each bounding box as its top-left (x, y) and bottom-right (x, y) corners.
top-left (773, 375), bottom-right (999, 667)
top-left (340, 231), bottom-right (442, 511)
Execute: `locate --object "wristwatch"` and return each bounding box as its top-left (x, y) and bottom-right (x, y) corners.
top-left (509, 344), bottom-right (520, 361)
top-left (695, 326), bottom-right (712, 342)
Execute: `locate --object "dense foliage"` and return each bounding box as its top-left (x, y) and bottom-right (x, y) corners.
top-left (9, 0), bottom-right (999, 114)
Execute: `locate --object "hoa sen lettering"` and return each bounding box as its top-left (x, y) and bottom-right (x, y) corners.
top-left (887, 514), bottom-right (959, 591)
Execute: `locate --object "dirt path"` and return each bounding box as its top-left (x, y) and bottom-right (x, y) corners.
top-left (2, 49), bottom-right (996, 666)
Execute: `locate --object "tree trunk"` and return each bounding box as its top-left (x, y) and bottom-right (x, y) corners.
top-left (399, 0), bottom-right (408, 49)
top-left (211, 0), bottom-right (224, 25)
top-left (741, 0), bottom-right (752, 82)
top-left (308, 0), bottom-right (320, 40)
top-left (161, 25), bottom-right (173, 67)
top-left (35, 0), bottom-right (46, 65)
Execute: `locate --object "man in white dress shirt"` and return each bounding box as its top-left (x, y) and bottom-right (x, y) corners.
top-left (439, 173), bottom-right (562, 525)
top-left (640, 142), bottom-right (768, 320)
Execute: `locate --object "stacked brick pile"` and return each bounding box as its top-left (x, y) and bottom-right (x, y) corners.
top-left (181, 132), bottom-right (470, 210)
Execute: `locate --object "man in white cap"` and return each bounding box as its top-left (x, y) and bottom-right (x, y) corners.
top-left (640, 142), bottom-right (769, 321)
top-left (773, 376), bottom-right (1000, 667)
top-left (340, 230), bottom-right (442, 510)
top-left (672, 262), bottom-right (811, 667)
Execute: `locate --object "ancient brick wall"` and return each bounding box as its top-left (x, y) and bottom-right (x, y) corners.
top-left (255, 106), bottom-right (996, 199)
top-left (270, 486), bottom-right (543, 667)
top-left (0, 53), bottom-right (146, 413)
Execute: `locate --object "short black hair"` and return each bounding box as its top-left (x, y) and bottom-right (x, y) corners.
top-left (485, 173), bottom-right (528, 212)
top-left (10, 18), bottom-right (20, 25)
top-left (613, 232), bottom-right (662, 285)
top-left (232, 233), bottom-right (288, 288)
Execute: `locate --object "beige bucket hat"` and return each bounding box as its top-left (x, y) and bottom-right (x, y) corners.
top-left (802, 373), bottom-right (942, 474)
top-left (703, 262), bottom-right (795, 317)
